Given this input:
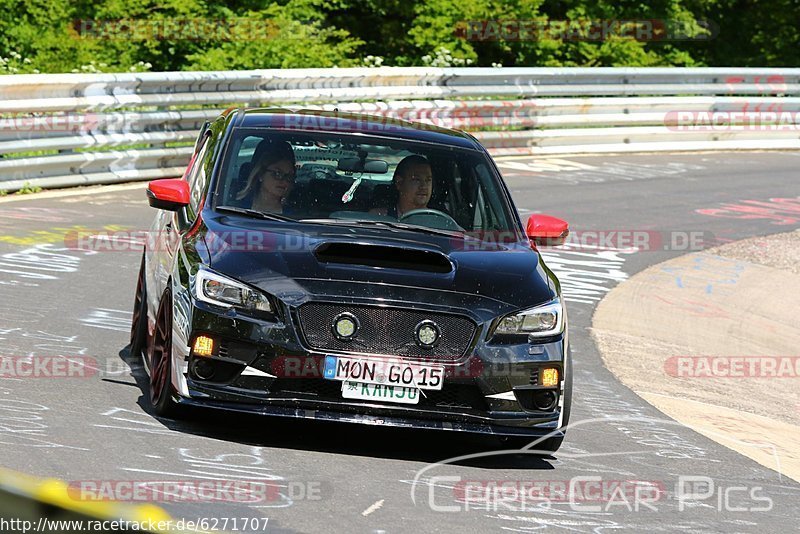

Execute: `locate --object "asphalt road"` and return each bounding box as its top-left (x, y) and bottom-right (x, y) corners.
top-left (1, 152), bottom-right (799, 533)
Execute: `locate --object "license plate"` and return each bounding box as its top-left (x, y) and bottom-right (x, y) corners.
top-left (341, 381), bottom-right (420, 405)
top-left (323, 355), bottom-right (444, 390)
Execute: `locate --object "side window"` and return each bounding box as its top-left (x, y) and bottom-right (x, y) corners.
top-left (220, 135), bottom-right (265, 206)
top-left (474, 164), bottom-right (507, 231)
top-left (449, 160), bottom-right (474, 229)
top-left (186, 137), bottom-right (212, 221)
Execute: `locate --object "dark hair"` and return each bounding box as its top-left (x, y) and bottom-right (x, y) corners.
top-left (254, 139), bottom-right (296, 169)
top-left (393, 155), bottom-right (430, 183)
top-left (236, 139), bottom-right (296, 200)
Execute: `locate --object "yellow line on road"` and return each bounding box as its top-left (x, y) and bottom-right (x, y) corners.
top-left (0, 182), bottom-right (148, 204)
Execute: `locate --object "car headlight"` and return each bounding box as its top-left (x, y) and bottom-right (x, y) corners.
top-left (194, 268), bottom-right (274, 315)
top-left (494, 298), bottom-right (564, 338)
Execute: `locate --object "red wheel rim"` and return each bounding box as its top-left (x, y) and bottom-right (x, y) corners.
top-left (130, 266), bottom-right (144, 344)
top-left (150, 294), bottom-right (172, 407)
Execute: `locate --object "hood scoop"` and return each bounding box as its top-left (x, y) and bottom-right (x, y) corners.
top-left (314, 242), bottom-right (453, 273)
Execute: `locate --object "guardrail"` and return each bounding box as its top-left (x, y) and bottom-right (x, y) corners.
top-left (1, 67), bottom-right (799, 191)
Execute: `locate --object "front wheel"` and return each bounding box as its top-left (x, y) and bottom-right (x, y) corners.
top-left (149, 288), bottom-right (184, 418)
top-left (129, 253), bottom-right (148, 360)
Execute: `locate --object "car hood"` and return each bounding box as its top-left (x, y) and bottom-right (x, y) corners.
top-left (201, 215), bottom-right (555, 319)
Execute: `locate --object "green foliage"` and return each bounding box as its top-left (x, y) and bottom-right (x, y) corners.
top-left (16, 182), bottom-right (43, 194)
top-left (0, 0), bottom-right (793, 73)
top-left (183, 5), bottom-right (364, 70)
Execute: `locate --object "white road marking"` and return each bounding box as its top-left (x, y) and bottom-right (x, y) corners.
top-left (80, 308), bottom-right (131, 332)
top-left (361, 499), bottom-right (385, 517)
top-left (540, 247), bottom-right (635, 305)
top-left (496, 158), bottom-right (597, 173)
top-left (0, 182), bottom-right (147, 204)
top-left (496, 156), bottom-right (706, 184)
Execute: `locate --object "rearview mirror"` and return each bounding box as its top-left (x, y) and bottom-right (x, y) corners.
top-left (337, 158), bottom-right (389, 174)
top-left (526, 214), bottom-right (569, 247)
top-left (147, 179), bottom-right (190, 211)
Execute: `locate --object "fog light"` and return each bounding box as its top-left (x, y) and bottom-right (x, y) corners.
top-left (192, 335), bottom-right (215, 357)
top-left (532, 390), bottom-right (558, 411)
top-left (191, 359), bottom-right (216, 380)
top-left (541, 367), bottom-right (559, 387)
top-left (332, 312), bottom-right (359, 341)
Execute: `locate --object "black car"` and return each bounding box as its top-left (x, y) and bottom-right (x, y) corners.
top-left (130, 108), bottom-right (572, 451)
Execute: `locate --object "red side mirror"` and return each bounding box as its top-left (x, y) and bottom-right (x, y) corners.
top-left (526, 214), bottom-right (569, 247)
top-left (147, 179), bottom-right (190, 211)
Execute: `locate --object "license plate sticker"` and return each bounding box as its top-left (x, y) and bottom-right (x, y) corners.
top-left (341, 381), bottom-right (420, 405)
top-left (324, 356), bottom-right (444, 390)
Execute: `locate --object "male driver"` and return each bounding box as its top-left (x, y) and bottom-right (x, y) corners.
top-left (371, 155), bottom-right (433, 218)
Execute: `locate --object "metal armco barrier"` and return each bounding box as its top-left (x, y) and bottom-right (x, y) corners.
top-left (1, 67), bottom-right (799, 191)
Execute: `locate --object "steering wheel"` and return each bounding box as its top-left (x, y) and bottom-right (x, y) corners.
top-left (399, 209), bottom-right (464, 231)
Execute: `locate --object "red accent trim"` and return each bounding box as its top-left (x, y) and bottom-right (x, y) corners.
top-left (185, 197), bottom-right (204, 238)
top-left (147, 179), bottom-right (190, 206)
top-left (526, 214), bottom-right (569, 239)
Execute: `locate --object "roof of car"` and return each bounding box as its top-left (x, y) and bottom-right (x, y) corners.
top-left (234, 108), bottom-right (483, 150)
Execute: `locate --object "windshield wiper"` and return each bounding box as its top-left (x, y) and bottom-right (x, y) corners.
top-left (300, 218), bottom-right (463, 238)
top-left (216, 206), bottom-right (295, 222)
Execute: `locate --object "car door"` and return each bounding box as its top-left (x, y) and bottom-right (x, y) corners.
top-left (145, 135), bottom-right (211, 330)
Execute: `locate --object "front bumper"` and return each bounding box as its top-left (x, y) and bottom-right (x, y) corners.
top-left (176, 394), bottom-right (566, 439)
top-left (172, 295), bottom-right (569, 437)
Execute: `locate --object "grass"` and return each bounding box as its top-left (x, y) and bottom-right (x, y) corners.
top-left (15, 182), bottom-right (43, 194)
top-left (0, 183), bottom-right (43, 196)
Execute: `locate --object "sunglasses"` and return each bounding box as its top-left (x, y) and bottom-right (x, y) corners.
top-left (263, 168), bottom-right (296, 182)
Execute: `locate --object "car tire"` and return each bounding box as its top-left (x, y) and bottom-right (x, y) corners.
top-left (149, 287), bottom-right (184, 418)
top-left (129, 252), bottom-right (148, 361)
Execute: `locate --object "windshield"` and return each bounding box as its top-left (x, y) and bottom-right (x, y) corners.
top-left (213, 129), bottom-right (519, 235)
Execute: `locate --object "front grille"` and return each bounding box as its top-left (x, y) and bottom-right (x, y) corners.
top-left (297, 303), bottom-right (477, 361)
top-left (269, 378), bottom-right (488, 412)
